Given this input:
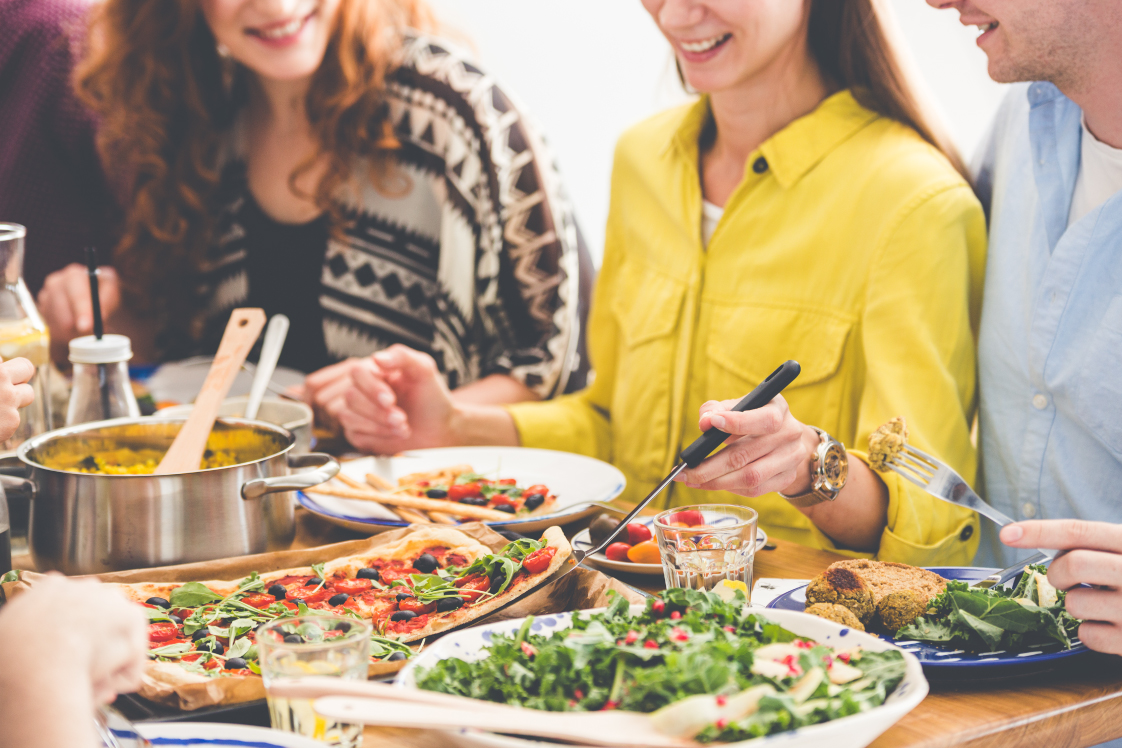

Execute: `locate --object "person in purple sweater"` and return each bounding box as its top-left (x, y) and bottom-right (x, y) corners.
top-left (0, 0), bottom-right (119, 297)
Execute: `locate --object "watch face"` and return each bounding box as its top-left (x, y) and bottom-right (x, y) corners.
top-left (821, 443), bottom-right (848, 491)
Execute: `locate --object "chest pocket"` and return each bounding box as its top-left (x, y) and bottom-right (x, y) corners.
top-left (1065, 294), bottom-right (1122, 456)
top-left (706, 303), bottom-right (853, 434)
top-left (609, 258), bottom-right (687, 482)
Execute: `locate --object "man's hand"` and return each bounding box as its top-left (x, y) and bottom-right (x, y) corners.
top-left (37, 263), bottom-right (121, 365)
top-left (1002, 520), bottom-right (1122, 655)
top-left (0, 357), bottom-right (36, 442)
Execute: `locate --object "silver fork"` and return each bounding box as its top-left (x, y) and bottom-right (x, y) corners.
top-left (887, 444), bottom-right (1015, 526)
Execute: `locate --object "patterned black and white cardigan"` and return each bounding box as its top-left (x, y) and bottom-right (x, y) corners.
top-left (192, 34), bottom-right (587, 397)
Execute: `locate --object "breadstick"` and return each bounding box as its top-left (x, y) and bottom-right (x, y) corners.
top-left (337, 473), bottom-right (372, 491)
top-left (427, 511), bottom-right (461, 525)
top-left (395, 507), bottom-right (433, 524)
top-left (306, 485), bottom-right (512, 521)
top-left (364, 473), bottom-right (396, 492)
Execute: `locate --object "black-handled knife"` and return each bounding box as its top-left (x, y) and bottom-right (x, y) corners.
top-left (582, 359), bottom-right (801, 559)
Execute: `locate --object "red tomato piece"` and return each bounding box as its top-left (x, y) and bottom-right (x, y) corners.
top-left (378, 567), bottom-right (419, 584)
top-left (240, 593), bottom-right (277, 610)
top-left (522, 546), bottom-right (557, 575)
top-left (148, 622), bottom-right (181, 643)
top-left (398, 598), bottom-right (436, 615)
top-left (625, 523), bottom-right (653, 545)
top-left (605, 543), bottom-right (632, 562)
top-left (387, 613), bottom-right (429, 634)
top-left (523, 484), bottom-right (549, 498)
top-left (497, 479), bottom-right (517, 485)
top-left (446, 553), bottom-right (469, 567)
top-left (448, 483), bottom-right (482, 501)
top-left (454, 574), bottom-right (490, 602)
top-left (489, 493), bottom-right (514, 506)
top-left (181, 653), bottom-right (203, 662)
top-left (149, 637), bottom-right (187, 650)
top-left (329, 578), bottom-right (374, 595)
top-left (203, 659), bottom-right (222, 670)
top-left (668, 510), bottom-right (705, 527)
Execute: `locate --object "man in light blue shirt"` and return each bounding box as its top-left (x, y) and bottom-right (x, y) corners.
top-left (927, 0), bottom-right (1122, 661)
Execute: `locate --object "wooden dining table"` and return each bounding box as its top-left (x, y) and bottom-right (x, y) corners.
top-left (11, 506), bottom-right (1122, 747)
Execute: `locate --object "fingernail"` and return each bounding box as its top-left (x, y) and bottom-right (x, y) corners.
top-left (1002, 524), bottom-right (1024, 542)
top-left (377, 393), bottom-right (393, 407)
top-left (711, 416), bottom-right (726, 429)
top-left (388, 412), bottom-right (405, 425)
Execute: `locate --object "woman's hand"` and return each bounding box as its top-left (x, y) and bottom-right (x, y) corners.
top-left (1001, 520), bottom-right (1122, 656)
top-left (0, 357), bottom-right (36, 442)
top-left (298, 357), bottom-right (364, 431)
top-left (674, 395), bottom-right (816, 496)
top-left (337, 345), bottom-right (458, 454)
top-left (37, 263), bottom-right (121, 365)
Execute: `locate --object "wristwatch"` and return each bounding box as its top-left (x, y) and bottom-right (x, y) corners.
top-left (778, 428), bottom-right (849, 508)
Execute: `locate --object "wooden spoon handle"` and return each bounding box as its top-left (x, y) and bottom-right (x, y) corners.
top-left (155, 308), bottom-right (266, 474)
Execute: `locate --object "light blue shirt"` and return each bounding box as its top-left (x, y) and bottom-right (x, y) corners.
top-left (975, 82), bottom-right (1122, 569)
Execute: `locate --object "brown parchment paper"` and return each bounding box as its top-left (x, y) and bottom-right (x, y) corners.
top-left (1, 523), bottom-right (644, 711)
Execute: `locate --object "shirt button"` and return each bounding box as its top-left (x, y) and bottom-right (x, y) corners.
top-left (1032, 394), bottom-right (1048, 410)
top-left (1022, 503), bottom-right (1037, 518)
top-left (752, 157), bottom-right (768, 174)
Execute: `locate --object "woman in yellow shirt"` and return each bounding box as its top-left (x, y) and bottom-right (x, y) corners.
top-left (327, 0), bottom-right (987, 565)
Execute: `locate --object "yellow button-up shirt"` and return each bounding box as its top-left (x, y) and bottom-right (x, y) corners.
top-left (508, 91), bottom-right (987, 565)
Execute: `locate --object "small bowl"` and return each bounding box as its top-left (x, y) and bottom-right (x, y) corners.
top-left (155, 396), bottom-right (314, 453)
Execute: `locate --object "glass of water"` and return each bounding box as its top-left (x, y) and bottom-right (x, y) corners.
top-left (653, 505), bottom-right (758, 598)
top-left (256, 615), bottom-right (371, 748)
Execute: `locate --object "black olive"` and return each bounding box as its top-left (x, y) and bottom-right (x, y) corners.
top-left (145, 597), bottom-right (171, 609)
top-left (328, 593), bottom-right (350, 607)
top-left (523, 493), bottom-right (545, 511)
top-left (437, 597), bottom-right (464, 612)
top-left (425, 488), bottom-right (448, 499)
top-left (283, 634), bottom-right (303, 644)
top-left (169, 615), bottom-right (182, 625)
top-left (494, 504), bottom-right (516, 514)
top-left (305, 578), bottom-right (323, 587)
top-left (268, 584), bottom-right (287, 600)
top-left (197, 639), bottom-right (224, 655)
top-left (386, 651), bottom-right (407, 661)
top-left (390, 610), bottom-right (417, 622)
top-left (334, 621), bottom-right (352, 632)
top-left (192, 630), bottom-right (210, 642)
top-left (224, 657), bottom-right (248, 670)
top-left (356, 567), bottom-right (380, 581)
top-left (289, 598), bottom-right (306, 606)
top-left (490, 574), bottom-right (506, 593)
top-left (396, 592), bottom-right (413, 602)
top-left (459, 496), bottom-right (489, 506)
top-left (413, 554), bottom-right (438, 574)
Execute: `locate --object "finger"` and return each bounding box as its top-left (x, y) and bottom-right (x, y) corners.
top-left (0, 358), bottom-right (36, 386)
top-left (1001, 520), bottom-right (1122, 554)
top-left (699, 395), bottom-right (790, 436)
top-left (39, 275), bottom-right (76, 336)
top-left (305, 357), bottom-right (360, 392)
top-left (1063, 587), bottom-right (1122, 623)
top-left (340, 412), bottom-right (410, 442)
top-left (372, 344), bottom-right (440, 383)
top-left (680, 418), bottom-right (802, 487)
top-left (96, 266), bottom-right (121, 317)
top-left (351, 361), bottom-right (399, 409)
top-left (344, 388), bottom-right (406, 429)
top-left (1047, 549), bottom-right (1122, 590)
top-left (312, 373), bottom-right (358, 410)
top-left (12, 383), bottom-right (34, 409)
top-left (1076, 621), bottom-right (1122, 656)
top-left (64, 266), bottom-right (96, 334)
top-left (684, 438), bottom-right (804, 496)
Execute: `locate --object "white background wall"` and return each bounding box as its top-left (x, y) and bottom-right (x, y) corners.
top-left (429, 0), bottom-right (1007, 263)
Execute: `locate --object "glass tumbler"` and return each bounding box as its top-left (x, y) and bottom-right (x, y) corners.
top-left (256, 615), bottom-right (372, 748)
top-left (653, 504), bottom-right (758, 598)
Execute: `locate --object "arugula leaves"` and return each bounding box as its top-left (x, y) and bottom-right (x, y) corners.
top-left (416, 589), bottom-right (904, 743)
top-left (897, 566), bottom-right (1080, 652)
top-left (454, 538), bottom-right (546, 596)
top-left (169, 582), bottom-right (223, 608)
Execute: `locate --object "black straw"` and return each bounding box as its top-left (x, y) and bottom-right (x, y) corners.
top-left (84, 247), bottom-right (104, 340)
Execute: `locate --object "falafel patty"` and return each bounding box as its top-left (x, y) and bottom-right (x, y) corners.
top-left (805, 567), bottom-right (876, 624)
top-left (877, 589), bottom-right (929, 633)
top-left (804, 603), bottom-right (865, 631)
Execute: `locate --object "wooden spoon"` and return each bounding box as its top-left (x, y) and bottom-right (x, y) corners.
top-left (155, 308), bottom-right (267, 474)
top-left (267, 679), bottom-right (695, 748)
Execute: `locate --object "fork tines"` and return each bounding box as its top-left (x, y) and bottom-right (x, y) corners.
top-left (886, 444), bottom-right (940, 488)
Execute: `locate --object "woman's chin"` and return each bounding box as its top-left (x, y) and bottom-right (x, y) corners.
top-left (240, 52), bottom-right (324, 85)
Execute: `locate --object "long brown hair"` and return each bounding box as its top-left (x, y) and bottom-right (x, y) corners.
top-left (807, 0), bottom-right (968, 179)
top-left (75, 0), bottom-right (435, 325)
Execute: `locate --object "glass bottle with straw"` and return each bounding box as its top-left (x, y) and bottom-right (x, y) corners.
top-left (64, 249), bottom-right (139, 426)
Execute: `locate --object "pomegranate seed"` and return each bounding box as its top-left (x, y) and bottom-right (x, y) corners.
top-left (670, 627), bottom-right (690, 642)
top-left (624, 630), bottom-right (640, 645)
top-left (644, 640), bottom-right (659, 649)
top-left (651, 600), bottom-right (665, 614)
top-left (574, 689), bottom-right (584, 700)
top-left (723, 625), bottom-right (735, 633)
top-left (716, 695), bottom-right (727, 707)
top-left (716, 718), bottom-right (728, 730)
top-left (838, 652), bottom-right (851, 663)
top-left (670, 610), bottom-right (682, 620)
top-left (603, 700), bottom-right (619, 711)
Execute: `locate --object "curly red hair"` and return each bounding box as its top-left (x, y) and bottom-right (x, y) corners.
top-left (75, 0), bottom-right (434, 328)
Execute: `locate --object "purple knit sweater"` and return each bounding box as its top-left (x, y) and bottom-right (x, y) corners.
top-left (0, 0), bottom-right (118, 293)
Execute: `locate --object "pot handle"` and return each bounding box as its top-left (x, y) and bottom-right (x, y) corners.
top-left (0, 474), bottom-right (36, 501)
top-left (241, 452), bottom-right (341, 501)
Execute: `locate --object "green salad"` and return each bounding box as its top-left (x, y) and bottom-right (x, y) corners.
top-left (416, 588), bottom-right (907, 743)
top-left (897, 564), bottom-right (1080, 652)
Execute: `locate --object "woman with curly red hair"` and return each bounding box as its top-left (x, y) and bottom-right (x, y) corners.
top-left (38, 0), bottom-right (591, 416)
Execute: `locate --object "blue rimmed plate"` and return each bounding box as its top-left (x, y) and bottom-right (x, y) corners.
top-left (572, 517), bottom-right (768, 576)
top-left (767, 566), bottom-right (1090, 679)
top-left (298, 447), bottom-right (625, 535)
top-left (136, 722), bottom-right (322, 747)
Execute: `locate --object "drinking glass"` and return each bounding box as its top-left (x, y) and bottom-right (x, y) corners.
top-left (653, 504), bottom-right (758, 598)
top-left (256, 615), bottom-right (372, 748)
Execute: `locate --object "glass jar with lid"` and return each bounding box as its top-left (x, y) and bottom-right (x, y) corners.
top-left (66, 334), bottom-right (140, 426)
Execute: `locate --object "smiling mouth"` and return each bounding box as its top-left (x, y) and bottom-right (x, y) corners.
top-left (247, 11), bottom-right (315, 41)
top-left (680, 33), bottom-right (732, 54)
top-left (975, 21), bottom-right (999, 35)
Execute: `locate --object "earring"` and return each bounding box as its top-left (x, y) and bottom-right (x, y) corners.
top-left (217, 42), bottom-right (231, 58)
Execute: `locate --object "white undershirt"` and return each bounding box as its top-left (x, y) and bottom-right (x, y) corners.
top-left (701, 200), bottom-right (724, 248)
top-left (1068, 117), bottom-right (1122, 227)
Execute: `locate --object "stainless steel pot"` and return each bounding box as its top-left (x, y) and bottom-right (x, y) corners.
top-left (0, 416), bottom-right (339, 575)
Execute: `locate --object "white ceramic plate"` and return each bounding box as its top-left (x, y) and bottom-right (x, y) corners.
top-left (299, 447), bottom-right (626, 535)
top-left (572, 518), bottom-right (768, 576)
top-left (394, 606), bottom-right (928, 748)
top-left (136, 722), bottom-right (323, 748)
